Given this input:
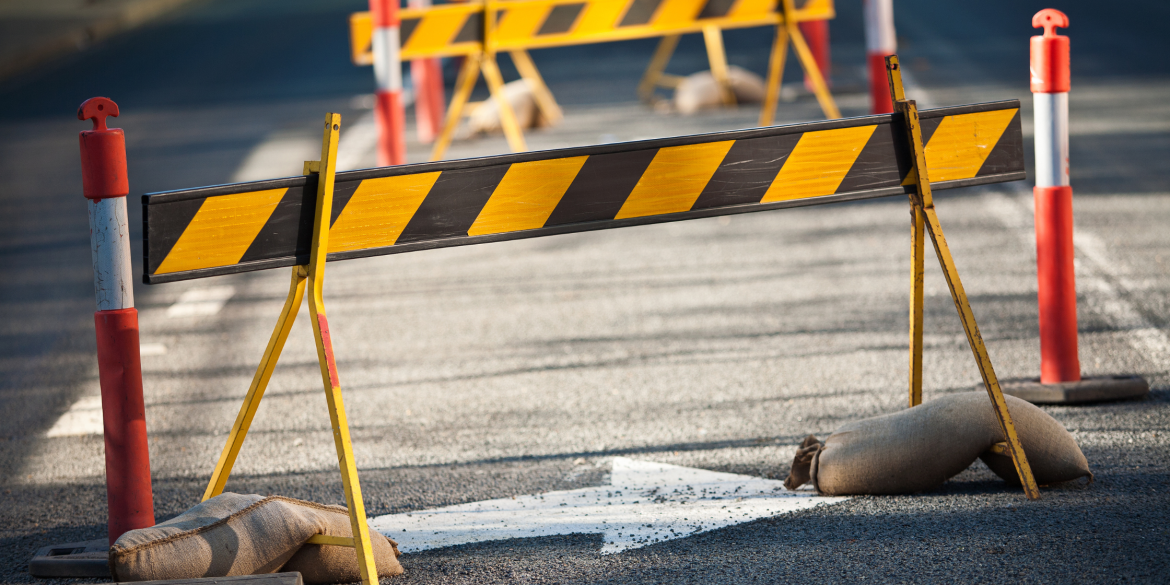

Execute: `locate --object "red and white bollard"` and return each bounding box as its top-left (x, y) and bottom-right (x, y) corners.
top-left (409, 0), bottom-right (445, 144)
top-left (77, 97), bottom-right (156, 543)
top-left (1030, 9), bottom-right (1078, 384)
top-left (800, 20), bottom-right (830, 92)
top-left (863, 0), bottom-right (896, 114)
top-left (999, 10), bottom-right (1148, 403)
top-left (371, 0), bottom-right (406, 165)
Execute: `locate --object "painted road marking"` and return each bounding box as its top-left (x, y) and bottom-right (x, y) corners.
top-left (369, 457), bottom-right (848, 554)
top-left (45, 395), bottom-right (103, 437)
top-left (139, 342), bottom-right (168, 356)
top-left (166, 286), bottom-right (236, 318)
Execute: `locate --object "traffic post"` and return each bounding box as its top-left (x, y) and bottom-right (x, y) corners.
top-left (863, 0), bottom-right (895, 114)
top-left (78, 97), bottom-right (156, 542)
top-left (998, 9), bottom-right (1148, 404)
top-left (800, 19), bottom-right (830, 92)
top-left (370, 0), bottom-right (406, 165)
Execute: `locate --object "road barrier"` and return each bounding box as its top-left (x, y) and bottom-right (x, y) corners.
top-left (863, 0), bottom-right (895, 114)
top-left (1000, 9), bottom-right (1148, 404)
top-left (141, 59), bottom-right (1042, 514)
top-left (78, 97), bottom-right (156, 543)
top-left (351, 0), bottom-right (839, 160)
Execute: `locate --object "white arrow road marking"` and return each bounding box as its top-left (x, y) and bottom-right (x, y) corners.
top-left (369, 457), bottom-right (848, 554)
top-left (46, 394), bottom-right (103, 437)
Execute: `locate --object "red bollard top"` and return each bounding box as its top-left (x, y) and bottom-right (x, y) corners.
top-left (370, 0), bottom-right (399, 28)
top-left (1031, 9), bottom-right (1070, 93)
top-left (78, 97), bottom-right (129, 199)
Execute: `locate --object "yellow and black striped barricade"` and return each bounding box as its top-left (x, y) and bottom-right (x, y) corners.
top-left (349, 0), bottom-right (840, 161)
top-left (144, 94), bottom-right (1040, 559)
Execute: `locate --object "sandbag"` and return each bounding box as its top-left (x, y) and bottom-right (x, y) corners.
top-left (110, 493), bottom-right (403, 583)
top-left (784, 392), bottom-right (1091, 495)
top-left (467, 79), bottom-right (543, 136)
top-left (673, 66), bottom-right (767, 115)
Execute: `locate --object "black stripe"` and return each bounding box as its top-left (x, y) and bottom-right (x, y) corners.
top-left (836, 123), bottom-right (912, 194)
top-left (400, 17), bottom-right (420, 47)
top-left (619, 0), bottom-right (663, 27)
top-left (537, 3), bottom-right (585, 35)
top-left (237, 184), bottom-right (314, 266)
top-left (452, 13), bottom-right (483, 44)
top-left (544, 149), bottom-right (658, 226)
top-left (976, 109), bottom-right (1024, 178)
top-left (145, 197), bottom-right (205, 275)
top-left (919, 115), bottom-right (942, 146)
top-left (692, 134), bottom-right (802, 210)
top-left (330, 180), bottom-right (360, 227)
top-left (697, 0), bottom-right (736, 20)
top-left (395, 166), bottom-right (510, 244)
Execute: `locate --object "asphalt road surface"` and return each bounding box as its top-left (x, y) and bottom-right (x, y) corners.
top-left (2, 0), bottom-right (1169, 583)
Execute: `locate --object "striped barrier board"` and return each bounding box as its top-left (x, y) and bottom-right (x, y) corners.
top-left (143, 100), bottom-right (1023, 284)
top-left (349, 0), bottom-right (834, 64)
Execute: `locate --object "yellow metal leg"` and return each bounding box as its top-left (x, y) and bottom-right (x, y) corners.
top-left (480, 54), bottom-right (527, 153)
top-left (759, 25), bottom-right (789, 126)
top-left (203, 265), bottom-right (307, 502)
top-left (781, 0), bottom-right (839, 120)
top-left (638, 34), bottom-right (681, 102)
top-left (307, 113), bottom-right (380, 584)
top-left (510, 49), bottom-right (562, 125)
top-left (885, 54), bottom-right (1039, 499)
top-left (431, 53), bottom-right (481, 162)
top-left (702, 25), bottom-right (735, 106)
top-left (909, 204), bottom-right (925, 407)
top-left (922, 206), bottom-right (1040, 500)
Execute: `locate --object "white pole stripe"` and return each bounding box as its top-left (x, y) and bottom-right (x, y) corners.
top-left (1033, 92), bottom-right (1069, 187)
top-left (89, 197), bottom-right (135, 311)
top-left (864, 0), bottom-right (896, 54)
top-left (373, 27), bottom-right (402, 93)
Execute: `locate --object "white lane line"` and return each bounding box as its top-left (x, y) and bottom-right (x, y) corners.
top-left (369, 457), bottom-right (848, 555)
top-left (46, 395), bottom-right (103, 438)
top-left (140, 342), bottom-right (168, 356)
top-left (166, 286), bottom-right (236, 318)
top-left (983, 189), bottom-right (1170, 366)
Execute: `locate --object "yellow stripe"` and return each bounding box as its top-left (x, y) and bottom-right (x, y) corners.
top-left (615, 140), bottom-right (734, 219)
top-left (329, 172), bottom-right (442, 253)
top-left (653, 0), bottom-right (706, 28)
top-left (468, 156), bottom-right (588, 236)
top-left (921, 109), bottom-right (1018, 182)
top-left (155, 188), bottom-right (287, 275)
top-left (728, 0), bottom-right (776, 20)
top-left (762, 125), bottom-right (877, 202)
top-left (576, 1), bottom-right (635, 36)
top-left (495, 4), bottom-right (550, 45)
top-left (404, 10), bottom-right (471, 56)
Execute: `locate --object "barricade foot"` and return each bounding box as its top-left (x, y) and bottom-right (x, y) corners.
top-left (994, 375), bottom-right (1149, 405)
top-left (28, 539), bottom-right (110, 578)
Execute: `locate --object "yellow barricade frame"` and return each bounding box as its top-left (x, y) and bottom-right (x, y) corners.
top-left (196, 62), bottom-right (1039, 585)
top-left (201, 115), bottom-right (382, 585)
top-left (350, 0), bottom-right (840, 161)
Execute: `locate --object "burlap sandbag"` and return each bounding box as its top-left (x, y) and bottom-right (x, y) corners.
top-left (110, 493), bottom-right (403, 583)
top-left (673, 66), bottom-right (767, 115)
top-left (467, 79), bottom-right (542, 136)
top-left (784, 392), bottom-right (1091, 495)
top-left (281, 512), bottom-right (403, 584)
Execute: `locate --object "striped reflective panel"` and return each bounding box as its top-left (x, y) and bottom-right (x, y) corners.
top-left (350, 0), bottom-right (835, 62)
top-left (144, 101), bottom-right (1024, 284)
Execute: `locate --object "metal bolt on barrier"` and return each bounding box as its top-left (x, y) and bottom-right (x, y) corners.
top-left (998, 9), bottom-right (1149, 404)
top-left (79, 97), bottom-right (156, 543)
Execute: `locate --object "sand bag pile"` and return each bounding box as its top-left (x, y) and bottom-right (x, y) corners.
top-left (784, 392), bottom-right (1092, 495)
top-left (110, 493), bottom-right (402, 584)
top-left (467, 79), bottom-right (548, 136)
top-left (673, 66), bottom-right (767, 115)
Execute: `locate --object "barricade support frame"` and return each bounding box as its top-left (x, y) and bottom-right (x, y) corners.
top-left (887, 56), bottom-right (1040, 500)
top-left (201, 114), bottom-right (381, 585)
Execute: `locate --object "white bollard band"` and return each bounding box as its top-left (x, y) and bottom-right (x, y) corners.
top-left (372, 27), bottom-right (402, 93)
top-left (89, 197), bottom-right (135, 311)
top-left (1033, 92), bottom-right (1069, 188)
